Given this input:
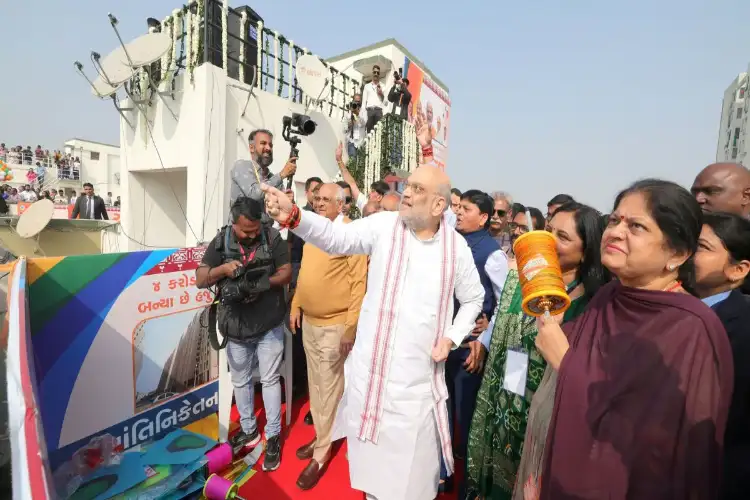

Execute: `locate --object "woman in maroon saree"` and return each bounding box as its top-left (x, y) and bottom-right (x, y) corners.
top-left (533, 179), bottom-right (734, 499)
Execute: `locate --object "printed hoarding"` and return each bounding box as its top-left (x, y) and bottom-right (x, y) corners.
top-left (26, 248), bottom-right (219, 482)
top-left (403, 57), bottom-right (451, 170)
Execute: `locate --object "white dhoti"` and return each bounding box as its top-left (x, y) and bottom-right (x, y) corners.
top-left (334, 339), bottom-right (443, 499)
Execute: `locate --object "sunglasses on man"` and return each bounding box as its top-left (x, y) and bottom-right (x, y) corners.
top-left (494, 209), bottom-right (507, 218)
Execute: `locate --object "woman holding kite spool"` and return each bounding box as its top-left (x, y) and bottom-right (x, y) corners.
top-left (531, 180), bottom-right (733, 499)
top-left (465, 203), bottom-right (609, 500)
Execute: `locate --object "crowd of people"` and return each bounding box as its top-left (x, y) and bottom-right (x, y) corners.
top-left (0, 143), bottom-right (82, 184)
top-left (198, 124), bottom-right (749, 500)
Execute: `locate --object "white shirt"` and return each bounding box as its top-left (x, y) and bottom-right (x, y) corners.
top-left (342, 108), bottom-right (368, 147)
top-left (477, 249), bottom-right (509, 350)
top-left (85, 196), bottom-right (94, 218)
top-left (361, 81), bottom-right (387, 110)
top-left (19, 190), bottom-right (37, 202)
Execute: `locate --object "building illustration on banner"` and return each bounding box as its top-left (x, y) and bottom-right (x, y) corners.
top-left (134, 308), bottom-right (219, 413)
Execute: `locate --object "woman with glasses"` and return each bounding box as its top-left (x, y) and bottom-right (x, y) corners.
top-left (465, 204), bottom-right (609, 500)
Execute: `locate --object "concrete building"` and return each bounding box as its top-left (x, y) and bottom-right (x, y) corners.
top-left (716, 72), bottom-right (749, 164)
top-left (64, 138), bottom-right (121, 199)
top-left (328, 39), bottom-right (451, 170)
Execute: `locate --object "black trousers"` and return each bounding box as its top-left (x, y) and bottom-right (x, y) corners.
top-left (366, 107), bottom-right (383, 133)
top-left (441, 346), bottom-right (484, 497)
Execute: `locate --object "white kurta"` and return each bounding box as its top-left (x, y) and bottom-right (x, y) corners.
top-left (293, 210), bottom-right (484, 500)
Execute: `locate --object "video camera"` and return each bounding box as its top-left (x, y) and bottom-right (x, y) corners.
top-left (281, 112), bottom-right (316, 189)
top-left (220, 263), bottom-right (273, 304)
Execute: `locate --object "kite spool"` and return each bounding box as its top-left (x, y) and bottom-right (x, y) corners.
top-left (206, 443), bottom-right (234, 474)
top-left (203, 474), bottom-right (246, 500)
top-left (513, 230), bottom-right (571, 317)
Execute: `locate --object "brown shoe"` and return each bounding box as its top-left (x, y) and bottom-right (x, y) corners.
top-left (295, 439), bottom-right (315, 460)
top-left (296, 459), bottom-right (323, 490)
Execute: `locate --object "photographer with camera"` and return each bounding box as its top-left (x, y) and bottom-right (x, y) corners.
top-left (230, 129), bottom-right (297, 206)
top-left (196, 196), bottom-right (291, 472)
top-left (362, 64), bottom-right (387, 133)
top-left (388, 72), bottom-right (411, 119)
top-left (342, 93), bottom-right (367, 159)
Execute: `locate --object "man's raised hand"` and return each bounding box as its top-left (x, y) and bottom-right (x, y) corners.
top-left (261, 183), bottom-right (293, 223)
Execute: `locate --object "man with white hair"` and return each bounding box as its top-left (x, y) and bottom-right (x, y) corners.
top-left (262, 165), bottom-right (484, 500)
top-left (489, 191), bottom-right (513, 254)
top-left (289, 183), bottom-right (368, 490)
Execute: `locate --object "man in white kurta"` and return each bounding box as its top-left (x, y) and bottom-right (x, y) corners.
top-left (262, 167), bottom-right (484, 499)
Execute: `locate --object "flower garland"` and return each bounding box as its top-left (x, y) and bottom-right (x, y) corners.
top-left (221, 0), bottom-right (229, 74)
top-left (273, 31), bottom-right (281, 97)
top-left (239, 10), bottom-right (248, 82)
top-left (263, 31), bottom-right (270, 89)
top-left (184, 7), bottom-right (193, 79)
top-left (287, 39), bottom-right (295, 100)
top-left (256, 21), bottom-right (263, 87)
top-left (170, 11), bottom-right (181, 77)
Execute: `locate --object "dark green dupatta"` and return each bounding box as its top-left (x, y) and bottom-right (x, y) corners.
top-left (465, 270), bottom-right (587, 500)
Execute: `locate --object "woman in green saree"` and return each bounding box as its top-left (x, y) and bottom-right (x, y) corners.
top-left (465, 202), bottom-right (610, 500)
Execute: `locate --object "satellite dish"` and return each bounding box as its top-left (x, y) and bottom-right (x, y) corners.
top-left (16, 199), bottom-right (54, 239)
top-left (92, 47), bottom-right (135, 95)
top-left (90, 32), bottom-right (170, 97)
top-left (121, 32), bottom-right (171, 67)
top-left (91, 76), bottom-right (122, 98)
top-left (296, 55), bottom-right (330, 102)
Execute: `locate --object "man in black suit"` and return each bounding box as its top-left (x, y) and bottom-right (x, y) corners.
top-left (388, 77), bottom-right (411, 119)
top-left (71, 182), bottom-right (109, 220)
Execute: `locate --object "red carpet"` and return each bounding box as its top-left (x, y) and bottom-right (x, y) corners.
top-left (233, 396), bottom-right (459, 499)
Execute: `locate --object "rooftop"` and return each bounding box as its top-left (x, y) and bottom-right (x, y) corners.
top-left (326, 38), bottom-right (449, 92)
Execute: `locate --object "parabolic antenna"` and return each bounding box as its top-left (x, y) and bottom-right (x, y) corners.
top-left (16, 199), bottom-right (54, 239)
top-left (91, 76), bottom-right (121, 98)
top-left (91, 47), bottom-right (135, 96)
top-left (121, 32), bottom-right (171, 67)
top-left (296, 55), bottom-right (330, 102)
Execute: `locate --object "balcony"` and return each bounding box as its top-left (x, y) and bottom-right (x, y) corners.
top-left (0, 153), bottom-right (81, 193)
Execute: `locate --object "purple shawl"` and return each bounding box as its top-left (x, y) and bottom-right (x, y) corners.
top-left (540, 281), bottom-right (734, 499)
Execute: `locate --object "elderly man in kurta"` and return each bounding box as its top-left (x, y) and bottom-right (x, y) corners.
top-left (262, 163), bottom-right (484, 500)
top-left (289, 183), bottom-right (368, 490)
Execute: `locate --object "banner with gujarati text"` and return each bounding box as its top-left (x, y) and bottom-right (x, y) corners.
top-left (27, 248), bottom-right (219, 477)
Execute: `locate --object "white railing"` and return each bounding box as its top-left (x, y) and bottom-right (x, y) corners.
top-left (0, 152), bottom-right (56, 168)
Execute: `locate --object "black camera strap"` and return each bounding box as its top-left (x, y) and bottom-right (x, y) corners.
top-left (206, 302), bottom-right (228, 350)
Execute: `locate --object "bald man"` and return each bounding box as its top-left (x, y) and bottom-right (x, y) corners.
top-left (362, 200), bottom-right (381, 217)
top-left (262, 165), bottom-right (484, 500)
top-left (380, 192), bottom-right (401, 211)
top-left (691, 163), bottom-right (750, 216)
top-left (291, 183), bottom-right (367, 489)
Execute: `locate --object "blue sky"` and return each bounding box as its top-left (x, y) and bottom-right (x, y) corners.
top-left (1, 0), bottom-right (749, 210)
top-left (135, 310), bottom-right (195, 394)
